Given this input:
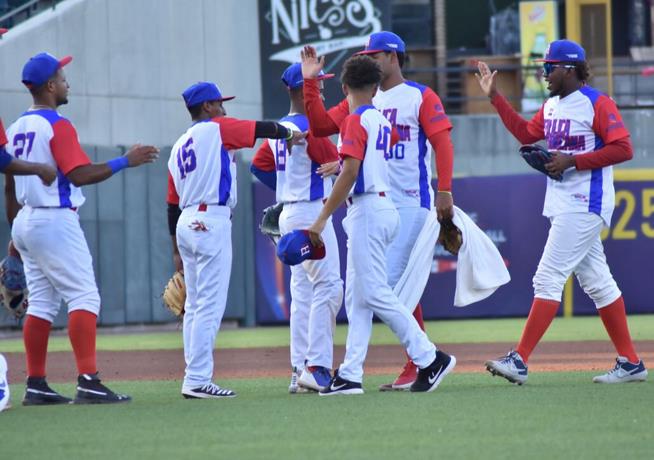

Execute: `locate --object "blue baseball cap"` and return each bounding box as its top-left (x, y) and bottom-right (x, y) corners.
top-left (281, 63), bottom-right (334, 90)
top-left (182, 82), bottom-right (235, 107)
top-left (276, 230), bottom-right (326, 265)
top-left (535, 39), bottom-right (586, 63)
top-left (22, 52), bottom-right (73, 88)
top-left (356, 31), bottom-right (406, 55)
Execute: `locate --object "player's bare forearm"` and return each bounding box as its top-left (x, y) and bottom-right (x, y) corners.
top-left (4, 174), bottom-right (20, 226)
top-left (66, 163), bottom-right (113, 186)
top-left (4, 159), bottom-right (57, 186)
top-left (171, 234), bottom-right (183, 273)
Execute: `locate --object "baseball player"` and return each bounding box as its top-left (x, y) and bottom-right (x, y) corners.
top-left (477, 40), bottom-right (647, 384)
top-left (5, 52), bottom-right (159, 405)
top-left (167, 81), bottom-right (305, 399)
top-left (0, 29), bottom-right (57, 185)
top-left (301, 31), bottom-right (456, 390)
top-left (306, 54), bottom-right (456, 396)
top-left (250, 63), bottom-right (343, 393)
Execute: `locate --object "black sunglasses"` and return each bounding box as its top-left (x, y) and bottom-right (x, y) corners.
top-left (543, 62), bottom-right (576, 77)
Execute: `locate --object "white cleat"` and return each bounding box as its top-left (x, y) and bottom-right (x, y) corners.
top-left (593, 357), bottom-right (648, 384)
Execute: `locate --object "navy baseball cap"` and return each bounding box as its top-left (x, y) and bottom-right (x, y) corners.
top-left (22, 52), bottom-right (73, 88)
top-left (535, 39), bottom-right (586, 63)
top-left (182, 82), bottom-right (235, 107)
top-left (356, 31), bottom-right (406, 55)
top-left (276, 230), bottom-right (326, 265)
top-left (281, 63), bottom-right (334, 90)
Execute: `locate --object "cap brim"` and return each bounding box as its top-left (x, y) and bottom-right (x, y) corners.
top-left (316, 73), bottom-right (335, 81)
top-left (354, 49), bottom-right (384, 55)
top-left (59, 55), bottom-right (73, 67)
top-left (219, 96), bottom-right (235, 102)
top-left (0, 28), bottom-right (8, 36)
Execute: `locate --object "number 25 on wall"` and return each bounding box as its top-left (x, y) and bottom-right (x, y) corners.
top-left (601, 189), bottom-right (654, 240)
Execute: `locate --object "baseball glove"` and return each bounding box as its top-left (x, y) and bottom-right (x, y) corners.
top-left (438, 219), bottom-right (463, 255)
top-left (519, 144), bottom-right (563, 181)
top-left (162, 271), bottom-right (185, 317)
top-left (0, 255), bottom-right (28, 319)
top-left (260, 202), bottom-right (284, 245)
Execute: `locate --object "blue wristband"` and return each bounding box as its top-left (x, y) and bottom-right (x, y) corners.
top-left (107, 156), bottom-right (129, 174)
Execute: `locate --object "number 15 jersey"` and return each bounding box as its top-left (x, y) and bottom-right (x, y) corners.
top-left (168, 117), bottom-right (255, 209)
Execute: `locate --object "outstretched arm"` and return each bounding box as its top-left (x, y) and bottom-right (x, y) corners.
top-left (476, 61), bottom-right (543, 144)
top-left (66, 144), bottom-right (159, 187)
top-left (301, 45), bottom-right (349, 136)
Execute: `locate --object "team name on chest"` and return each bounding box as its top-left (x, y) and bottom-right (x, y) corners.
top-left (382, 108), bottom-right (411, 142)
top-left (544, 118), bottom-right (586, 152)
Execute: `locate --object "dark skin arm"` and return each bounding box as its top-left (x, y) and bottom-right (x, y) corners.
top-left (307, 156), bottom-right (360, 245)
top-left (4, 159), bottom-right (57, 186)
top-left (4, 174), bottom-right (20, 226)
top-left (66, 144), bottom-right (159, 187)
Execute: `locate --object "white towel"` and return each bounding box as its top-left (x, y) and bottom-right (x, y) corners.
top-left (452, 207), bottom-right (511, 307)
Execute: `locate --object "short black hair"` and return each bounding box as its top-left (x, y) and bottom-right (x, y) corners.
top-left (340, 55), bottom-right (382, 90)
top-left (187, 103), bottom-right (203, 118)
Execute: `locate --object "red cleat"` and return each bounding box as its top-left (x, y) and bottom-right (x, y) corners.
top-left (379, 360), bottom-right (418, 391)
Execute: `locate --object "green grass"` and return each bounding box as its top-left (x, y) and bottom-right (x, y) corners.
top-left (1, 315), bottom-right (653, 353)
top-left (1, 373), bottom-right (652, 460)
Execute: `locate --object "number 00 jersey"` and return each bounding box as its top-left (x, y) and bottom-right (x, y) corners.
top-left (168, 117), bottom-right (255, 209)
top-left (5, 109), bottom-right (91, 208)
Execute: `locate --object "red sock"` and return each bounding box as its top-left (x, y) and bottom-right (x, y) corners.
top-left (598, 296), bottom-right (639, 363)
top-left (515, 298), bottom-right (560, 363)
top-left (23, 314), bottom-right (52, 378)
top-left (413, 303), bottom-right (426, 331)
top-left (68, 310), bottom-right (98, 375)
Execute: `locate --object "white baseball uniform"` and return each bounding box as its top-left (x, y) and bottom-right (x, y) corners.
top-left (168, 116), bottom-right (256, 389)
top-left (325, 81), bottom-right (452, 289)
top-left (525, 86), bottom-right (627, 306)
top-left (335, 106), bottom-right (437, 383)
top-left (6, 109), bottom-right (100, 322)
top-left (253, 114), bottom-right (343, 370)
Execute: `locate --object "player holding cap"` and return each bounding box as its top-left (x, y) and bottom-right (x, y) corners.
top-left (168, 81), bottom-right (306, 399)
top-left (306, 55), bottom-right (456, 396)
top-left (5, 52), bottom-right (159, 405)
top-left (301, 31), bottom-right (456, 390)
top-left (251, 63), bottom-right (343, 393)
top-left (477, 40), bottom-right (647, 384)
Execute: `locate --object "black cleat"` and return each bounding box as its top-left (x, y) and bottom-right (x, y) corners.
top-left (22, 377), bottom-right (72, 406)
top-left (318, 369), bottom-right (364, 396)
top-left (410, 350), bottom-right (457, 392)
top-left (74, 373), bottom-right (131, 404)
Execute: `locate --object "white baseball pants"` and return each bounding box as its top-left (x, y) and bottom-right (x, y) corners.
top-left (533, 212), bottom-right (621, 308)
top-left (338, 194), bottom-right (437, 383)
top-left (386, 206), bottom-right (430, 289)
top-left (12, 207), bottom-right (101, 322)
top-left (177, 205), bottom-right (232, 389)
top-left (279, 200), bottom-right (343, 370)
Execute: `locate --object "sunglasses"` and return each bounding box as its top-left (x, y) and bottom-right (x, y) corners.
top-left (543, 62), bottom-right (576, 77)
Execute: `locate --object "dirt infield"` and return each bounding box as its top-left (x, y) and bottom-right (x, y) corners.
top-left (4, 340), bottom-right (654, 383)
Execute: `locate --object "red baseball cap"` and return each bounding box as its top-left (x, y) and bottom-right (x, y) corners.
top-left (0, 28), bottom-right (8, 36)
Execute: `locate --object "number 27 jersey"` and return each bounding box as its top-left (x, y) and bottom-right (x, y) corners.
top-left (168, 117), bottom-right (255, 209)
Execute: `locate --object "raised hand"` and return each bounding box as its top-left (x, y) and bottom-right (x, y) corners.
top-left (125, 144), bottom-right (160, 167)
top-left (300, 45), bottom-right (325, 79)
top-left (475, 61), bottom-right (498, 98)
